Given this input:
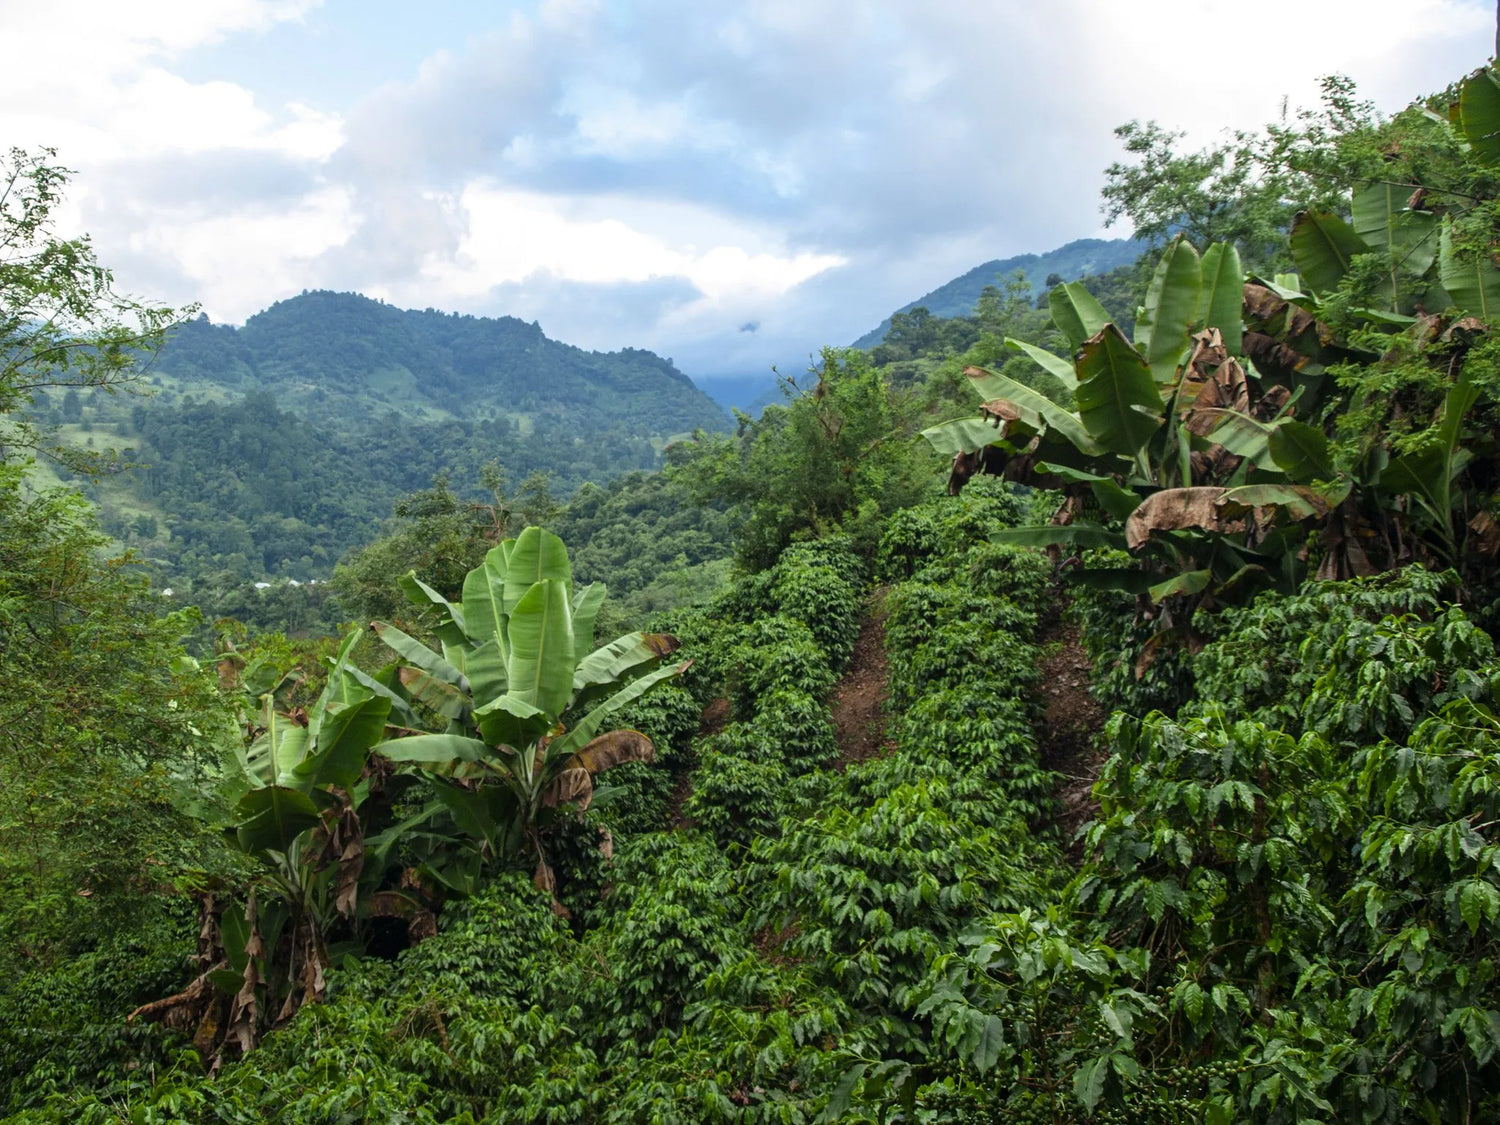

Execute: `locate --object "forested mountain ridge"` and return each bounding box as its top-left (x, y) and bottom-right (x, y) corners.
top-left (31, 292), bottom-right (732, 582)
top-left (154, 290), bottom-right (727, 435)
top-left (852, 235), bottom-right (1147, 348)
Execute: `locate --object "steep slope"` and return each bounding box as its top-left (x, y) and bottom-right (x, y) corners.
top-left (852, 235), bottom-right (1147, 348)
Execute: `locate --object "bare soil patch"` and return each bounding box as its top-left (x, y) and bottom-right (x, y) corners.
top-left (831, 591), bottom-right (897, 769)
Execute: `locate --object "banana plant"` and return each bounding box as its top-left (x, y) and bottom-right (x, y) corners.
top-left (142, 629), bottom-right (401, 1062)
top-left (219, 628), bottom-right (402, 1051)
top-left (371, 526), bottom-right (690, 896)
top-left (924, 238), bottom-right (1341, 619)
top-left (924, 213), bottom-right (1497, 643)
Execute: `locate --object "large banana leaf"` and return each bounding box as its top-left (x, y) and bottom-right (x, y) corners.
top-left (372, 622), bottom-right (468, 690)
top-left (1218, 482), bottom-right (1343, 520)
top-left (920, 415), bottom-right (1016, 457)
top-left (234, 785), bottom-right (333, 855)
top-left (473, 692), bottom-right (550, 750)
top-left (398, 667), bottom-right (469, 721)
top-left (1135, 237), bottom-right (1202, 385)
top-left (568, 729), bottom-right (655, 774)
top-left (1004, 337), bottom-right (1078, 392)
top-left (1074, 325), bottom-right (1161, 461)
top-left (1460, 67), bottom-right (1500, 166)
top-left (1268, 421), bottom-right (1335, 482)
top-left (305, 627), bottom-right (362, 750)
top-left (1049, 283), bottom-right (1111, 351)
top-left (239, 701), bottom-right (302, 788)
top-left (376, 733), bottom-right (491, 766)
top-left (1352, 182), bottom-right (1438, 275)
top-left (1197, 244), bottom-right (1244, 356)
top-left (548, 659), bottom-right (691, 762)
top-left (503, 527), bottom-right (573, 615)
top-left (505, 578), bottom-right (575, 718)
top-left (296, 695), bottom-right (392, 792)
top-left (964, 364), bottom-right (1103, 457)
top-left (1290, 211), bottom-right (1368, 295)
top-left (1439, 221), bottom-right (1500, 320)
top-left (342, 664), bottom-right (421, 729)
top-left (1124, 486), bottom-right (1232, 548)
top-left (461, 549), bottom-right (509, 645)
top-left (571, 584), bottom-right (607, 660)
top-left (1206, 409), bottom-right (1278, 471)
top-left (1092, 478), bottom-right (1143, 522)
top-left (1147, 569), bottom-right (1212, 605)
top-left (574, 631), bottom-right (679, 693)
top-left (989, 524), bottom-right (1127, 550)
top-left (270, 723), bottom-right (311, 789)
top-left (398, 572), bottom-right (467, 648)
top-left (465, 638), bottom-right (508, 710)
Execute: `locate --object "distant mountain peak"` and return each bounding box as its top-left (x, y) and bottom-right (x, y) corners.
top-left (852, 236), bottom-right (1148, 349)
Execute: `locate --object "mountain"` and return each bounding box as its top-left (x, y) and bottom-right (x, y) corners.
top-left (43, 292), bottom-right (731, 581)
top-left (852, 236), bottom-right (1148, 349)
top-left (155, 291), bottom-right (729, 437)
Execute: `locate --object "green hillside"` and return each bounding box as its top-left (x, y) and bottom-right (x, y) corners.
top-left (155, 291), bottom-right (728, 435)
top-left (852, 235), bottom-right (1147, 349)
top-left (35, 293), bottom-right (730, 582)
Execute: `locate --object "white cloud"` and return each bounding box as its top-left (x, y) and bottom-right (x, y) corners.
top-left (0, 1), bottom-right (332, 168)
top-left (410, 183), bottom-right (842, 313)
top-left (126, 186), bottom-right (357, 320)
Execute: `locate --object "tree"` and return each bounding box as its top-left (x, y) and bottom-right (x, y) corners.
top-left (0, 463), bottom-right (225, 969)
top-left (1101, 78), bottom-right (1381, 272)
top-left (331, 468), bottom-right (512, 622)
top-left (671, 348), bottom-right (936, 568)
top-left (0, 148), bottom-right (187, 473)
top-left (0, 149), bottom-right (221, 972)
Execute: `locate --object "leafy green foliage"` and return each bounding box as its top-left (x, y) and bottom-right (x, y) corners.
top-left (671, 348), bottom-right (937, 569)
top-left (0, 905), bottom-right (197, 1113)
top-left (1101, 78), bottom-right (1382, 272)
top-left (0, 463), bottom-right (228, 970)
top-left (22, 36), bottom-right (1500, 1125)
top-left (901, 572), bottom-right (1500, 1123)
top-left (0, 148), bottom-right (188, 474)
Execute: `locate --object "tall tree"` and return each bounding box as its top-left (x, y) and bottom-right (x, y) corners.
top-left (0, 148), bottom-right (187, 473)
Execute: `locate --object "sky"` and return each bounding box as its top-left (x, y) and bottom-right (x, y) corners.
top-left (1, 0), bottom-right (1493, 382)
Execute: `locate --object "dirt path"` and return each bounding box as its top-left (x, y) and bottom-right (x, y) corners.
top-left (667, 697), bottom-right (730, 829)
top-left (831, 591), bottom-right (896, 769)
top-left (1035, 619), bottom-right (1108, 850)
